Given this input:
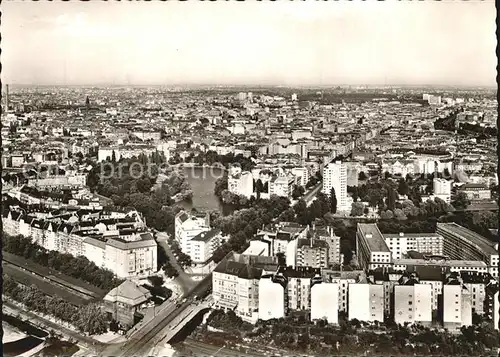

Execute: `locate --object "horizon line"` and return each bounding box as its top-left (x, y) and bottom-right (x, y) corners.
top-left (4, 83), bottom-right (497, 90)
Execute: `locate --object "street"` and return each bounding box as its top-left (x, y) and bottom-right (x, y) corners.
top-left (156, 232), bottom-right (198, 295)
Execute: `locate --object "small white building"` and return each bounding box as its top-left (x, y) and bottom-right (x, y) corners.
top-left (442, 284), bottom-right (472, 330)
top-left (348, 283), bottom-right (384, 322)
top-left (394, 284), bottom-right (432, 326)
top-left (311, 282), bottom-right (339, 324)
top-left (258, 273), bottom-right (287, 321)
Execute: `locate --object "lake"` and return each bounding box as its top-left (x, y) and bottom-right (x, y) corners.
top-left (177, 166), bottom-right (230, 214)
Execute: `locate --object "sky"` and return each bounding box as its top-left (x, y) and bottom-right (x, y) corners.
top-left (2, 1), bottom-right (496, 87)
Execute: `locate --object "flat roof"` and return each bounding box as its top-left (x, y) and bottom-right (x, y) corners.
top-left (394, 258), bottom-right (488, 268)
top-left (437, 223), bottom-right (497, 255)
top-left (358, 223), bottom-right (390, 253)
top-left (383, 233), bottom-right (442, 239)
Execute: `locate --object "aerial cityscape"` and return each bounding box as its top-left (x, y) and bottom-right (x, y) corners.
top-left (1, 2), bottom-right (498, 357)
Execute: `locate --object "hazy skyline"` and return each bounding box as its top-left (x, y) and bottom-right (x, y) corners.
top-left (2, 1), bottom-right (496, 87)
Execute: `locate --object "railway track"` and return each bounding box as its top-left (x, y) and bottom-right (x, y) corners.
top-left (3, 257), bottom-right (99, 302)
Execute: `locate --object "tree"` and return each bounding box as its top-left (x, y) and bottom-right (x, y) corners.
top-left (452, 191), bottom-right (471, 210)
top-left (380, 210), bottom-right (394, 220)
top-left (330, 187), bottom-right (337, 214)
top-left (111, 150), bottom-right (117, 163)
top-left (386, 188), bottom-right (398, 211)
top-left (358, 171), bottom-right (367, 181)
top-left (393, 208), bottom-right (407, 221)
top-left (351, 202), bottom-right (364, 217)
top-left (292, 185), bottom-right (305, 200)
top-left (397, 179), bottom-right (409, 196)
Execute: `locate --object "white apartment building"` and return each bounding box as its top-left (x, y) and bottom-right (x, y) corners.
top-left (189, 229), bottom-right (222, 264)
top-left (84, 233), bottom-right (158, 279)
top-left (269, 174), bottom-right (296, 198)
top-left (258, 273), bottom-right (287, 321)
top-left (212, 260), bottom-right (263, 323)
top-left (348, 283), bottom-right (385, 322)
top-left (442, 284), bottom-right (472, 330)
top-left (228, 171), bottom-right (254, 198)
top-left (437, 223), bottom-right (499, 279)
top-left (322, 161), bottom-right (349, 212)
top-left (383, 232), bottom-right (444, 260)
top-left (311, 282), bottom-right (339, 324)
top-left (356, 223), bottom-right (392, 270)
top-left (291, 167), bottom-right (309, 187)
top-left (394, 284), bottom-right (432, 326)
top-left (324, 270), bottom-right (365, 312)
top-left (433, 178), bottom-right (452, 203)
top-left (494, 291), bottom-right (499, 330)
top-left (174, 211), bottom-right (210, 255)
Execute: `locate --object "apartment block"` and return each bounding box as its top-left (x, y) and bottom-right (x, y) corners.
top-left (348, 283), bottom-right (385, 322)
top-left (383, 232), bottom-right (444, 260)
top-left (285, 267), bottom-right (321, 311)
top-left (356, 223), bottom-right (392, 270)
top-left (437, 223), bottom-right (499, 278)
top-left (441, 284), bottom-right (472, 330)
top-left (322, 161), bottom-right (349, 212)
top-left (313, 226), bottom-right (341, 266)
top-left (294, 238), bottom-right (329, 269)
top-left (311, 282), bottom-right (339, 324)
top-left (258, 273), bottom-right (288, 321)
top-left (394, 284), bottom-right (432, 326)
top-left (228, 170), bottom-right (254, 198)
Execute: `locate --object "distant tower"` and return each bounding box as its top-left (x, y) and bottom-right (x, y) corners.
top-left (85, 96), bottom-right (90, 107)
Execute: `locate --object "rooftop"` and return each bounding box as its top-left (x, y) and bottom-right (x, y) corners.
top-left (394, 258), bottom-right (488, 268)
top-left (358, 223), bottom-right (390, 253)
top-left (436, 223), bottom-right (497, 256)
top-left (191, 228), bottom-right (220, 242)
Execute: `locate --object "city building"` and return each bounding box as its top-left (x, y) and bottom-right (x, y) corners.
top-left (441, 284), bottom-right (472, 330)
top-left (103, 280), bottom-right (152, 329)
top-left (291, 167), bottom-right (309, 187)
top-left (322, 161), bottom-right (349, 211)
top-left (458, 183), bottom-right (492, 201)
top-left (293, 238), bottom-right (329, 269)
top-left (323, 269), bottom-right (365, 312)
top-left (269, 174), bottom-right (296, 198)
top-left (84, 232), bottom-right (158, 279)
top-left (313, 226), bottom-right (341, 266)
top-left (228, 170), bottom-right (254, 198)
top-left (393, 284), bottom-right (432, 326)
top-left (383, 232), bottom-right (444, 259)
top-left (174, 210), bottom-right (210, 255)
top-left (433, 178), bottom-right (452, 203)
top-left (212, 254), bottom-right (279, 323)
top-left (393, 259), bottom-right (489, 275)
top-left (311, 282), bottom-right (339, 324)
top-left (436, 223), bottom-right (498, 278)
top-left (356, 223), bottom-right (392, 270)
top-left (189, 229), bottom-right (222, 264)
top-left (286, 267), bottom-right (321, 311)
top-left (348, 283), bottom-right (384, 322)
top-left (494, 291), bottom-right (499, 330)
top-left (258, 272), bottom-right (288, 321)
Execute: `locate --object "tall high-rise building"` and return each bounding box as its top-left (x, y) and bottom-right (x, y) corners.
top-left (322, 161), bottom-right (348, 211)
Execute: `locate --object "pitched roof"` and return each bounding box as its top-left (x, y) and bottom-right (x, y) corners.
top-left (104, 280), bottom-right (151, 306)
